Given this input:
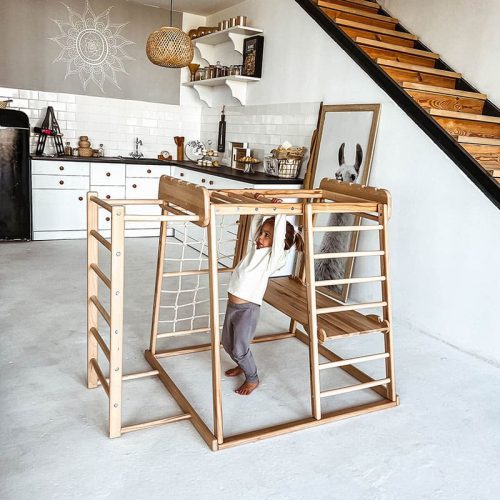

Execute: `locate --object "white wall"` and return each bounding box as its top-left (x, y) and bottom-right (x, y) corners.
top-left (378, 0), bottom-right (500, 106)
top-left (2, 86), bottom-right (201, 159)
top-left (206, 0), bottom-right (500, 364)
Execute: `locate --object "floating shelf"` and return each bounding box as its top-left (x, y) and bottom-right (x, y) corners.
top-left (183, 76), bottom-right (260, 106)
top-left (193, 26), bottom-right (263, 63)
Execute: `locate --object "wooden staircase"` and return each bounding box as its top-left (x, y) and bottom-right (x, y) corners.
top-left (314, 0), bottom-right (500, 184)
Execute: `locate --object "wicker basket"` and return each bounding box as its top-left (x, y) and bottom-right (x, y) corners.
top-left (0, 99), bottom-right (12, 109)
top-left (265, 156), bottom-right (303, 179)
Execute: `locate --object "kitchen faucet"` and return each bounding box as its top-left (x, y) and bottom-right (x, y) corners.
top-left (130, 137), bottom-right (143, 158)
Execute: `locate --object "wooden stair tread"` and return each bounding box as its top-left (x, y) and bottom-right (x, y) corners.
top-left (429, 109), bottom-right (500, 124)
top-left (318, 1), bottom-right (398, 23)
top-left (356, 37), bottom-right (439, 58)
top-left (376, 58), bottom-right (461, 78)
top-left (402, 82), bottom-right (486, 100)
top-left (264, 277), bottom-right (388, 339)
top-left (456, 136), bottom-right (500, 146)
top-left (335, 18), bottom-right (417, 40)
top-left (319, 0), bottom-right (380, 11)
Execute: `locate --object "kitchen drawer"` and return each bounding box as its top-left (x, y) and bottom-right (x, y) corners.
top-left (32, 174), bottom-right (89, 190)
top-left (170, 167), bottom-right (248, 190)
top-left (32, 160), bottom-right (90, 176)
top-left (90, 162), bottom-right (125, 185)
top-left (126, 164), bottom-right (170, 178)
top-left (91, 185), bottom-right (126, 230)
top-left (32, 189), bottom-right (87, 231)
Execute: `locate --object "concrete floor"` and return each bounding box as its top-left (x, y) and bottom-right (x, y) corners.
top-left (1, 238), bottom-right (499, 500)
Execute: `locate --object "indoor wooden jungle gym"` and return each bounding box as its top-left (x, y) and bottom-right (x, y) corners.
top-left (86, 175), bottom-right (398, 450)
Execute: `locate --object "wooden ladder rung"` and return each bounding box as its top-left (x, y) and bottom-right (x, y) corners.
top-left (90, 358), bottom-right (109, 396)
top-left (89, 295), bottom-right (111, 326)
top-left (320, 377), bottom-right (391, 398)
top-left (89, 327), bottom-right (110, 361)
top-left (317, 301), bottom-right (387, 314)
top-left (162, 268), bottom-right (233, 277)
top-left (156, 327), bottom-right (211, 339)
top-left (122, 370), bottom-right (159, 381)
top-left (316, 275), bottom-right (386, 286)
top-left (313, 224), bottom-right (383, 232)
top-left (90, 263), bottom-right (111, 289)
top-left (319, 352), bottom-right (389, 370)
top-left (121, 414), bottom-right (192, 434)
top-left (90, 230), bottom-right (111, 251)
top-left (314, 250), bottom-right (384, 259)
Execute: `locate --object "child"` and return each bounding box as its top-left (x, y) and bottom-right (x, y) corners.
top-left (222, 194), bottom-right (303, 395)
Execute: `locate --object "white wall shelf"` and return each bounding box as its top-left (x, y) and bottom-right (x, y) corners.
top-left (194, 26), bottom-right (263, 62)
top-left (183, 76), bottom-right (260, 106)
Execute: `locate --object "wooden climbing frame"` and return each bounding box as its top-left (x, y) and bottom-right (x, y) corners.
top-left (86, 175), bottom-right (399, 449)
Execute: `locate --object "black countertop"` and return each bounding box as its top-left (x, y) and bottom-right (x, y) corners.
top-left (30, 155), bottom-right (303, 185)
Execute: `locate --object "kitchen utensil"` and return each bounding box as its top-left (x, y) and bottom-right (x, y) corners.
top-left (174, 136), bottom-right (185, 161)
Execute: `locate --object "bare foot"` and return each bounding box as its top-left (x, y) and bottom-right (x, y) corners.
top-left (225, 366), bottom-right (243, 377)
top-left (235, 380), bottom-right (259, 396)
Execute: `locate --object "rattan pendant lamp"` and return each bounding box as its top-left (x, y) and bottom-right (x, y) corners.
top-left (146, 0), bottom-right (194, 68)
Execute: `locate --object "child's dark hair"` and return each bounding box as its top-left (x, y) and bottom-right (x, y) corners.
top-left (264, 217), bottom-right (304, 252)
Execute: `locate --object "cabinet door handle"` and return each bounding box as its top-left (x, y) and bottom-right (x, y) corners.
top-left (59, 180), bottom-right (64, 185)
top-left (209, 180), bottom-right (214, 185)
top-left (201, 178), bottom-right (206, 183)
top-left (180, 172), bottom-right (184, 177)
top-left (132, 184), bottom-right (137, 188)
top-left (106, 217), bottom-right (110, 222)
top-left (106, 195), bottom-right (111, 199)
top-left (147, 169), bottom-right (152, 174)
top-left (78, 196), bottom-right (83, 201)
top-left (106, 172), bottom-right (111, 177)
top-left (59, 166), bottom-right (64, 171)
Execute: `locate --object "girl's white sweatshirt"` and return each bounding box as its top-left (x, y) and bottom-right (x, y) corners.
top-left (227, 214), bottom-right (288, 305)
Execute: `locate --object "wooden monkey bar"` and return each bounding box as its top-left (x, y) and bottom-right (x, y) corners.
top-left (86, 175), bottom-right (398, 448)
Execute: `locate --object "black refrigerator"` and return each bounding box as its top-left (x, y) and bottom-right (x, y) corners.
top-left (0, 109), bottom-right (31, 240)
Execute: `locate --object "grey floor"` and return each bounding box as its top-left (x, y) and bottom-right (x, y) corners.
top-left (1, 238), bottom-right (499, 500)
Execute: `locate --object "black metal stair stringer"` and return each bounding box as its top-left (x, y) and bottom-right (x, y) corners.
top-left (295, 0), bottom-right (500, 211)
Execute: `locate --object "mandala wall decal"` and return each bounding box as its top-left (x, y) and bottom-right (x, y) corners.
top-left (49, 1), bottom-right (135, 92)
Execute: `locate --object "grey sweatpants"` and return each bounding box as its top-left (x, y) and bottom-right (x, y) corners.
top-left (221, 301), bottom-right (261, 382)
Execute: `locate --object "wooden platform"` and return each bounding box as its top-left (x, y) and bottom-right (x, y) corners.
top-left (264, 277), bottom-right (389, 341)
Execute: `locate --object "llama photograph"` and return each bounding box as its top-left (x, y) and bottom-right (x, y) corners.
top-left (309, 104), bottom-right (381, 302)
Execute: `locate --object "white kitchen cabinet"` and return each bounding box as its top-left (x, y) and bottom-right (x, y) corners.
top-left (125, 177), bottom-right (162, 229)
top-left (91, 162), bottom-right (125, 185)
top-left (31, 159), bottom-right (301, 245)
top-left (91, 185), bottom-right (126, 231)
top-left (32, 189), bottom-right (88, 232)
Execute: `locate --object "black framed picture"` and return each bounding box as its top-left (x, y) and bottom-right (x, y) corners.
top-left (242, 35), bottom-right (264, 78)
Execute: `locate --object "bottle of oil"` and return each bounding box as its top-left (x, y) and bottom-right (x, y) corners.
top-left (64, 141), bottom-right (73, 156)
top-left (217, 106), bottom-right (226, 153)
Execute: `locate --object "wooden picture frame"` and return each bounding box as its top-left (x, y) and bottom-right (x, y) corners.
top-left (305, 103), bottom-right (381, 303)
top-left (242, 35), bottom-right (264, 78)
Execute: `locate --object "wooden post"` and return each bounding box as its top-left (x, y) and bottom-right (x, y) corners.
top-left (378, 204), bottom-right (396, 401)
top-left (149, 207), bottom-right (168, 354)
top-left (207, 207), bottom-right (224, 444)
top-left (87, 192), bottom-right (99, 388)
top-left (109, 205), bottom-right (125, 438)
top-left (303, 203), bottom-right (321, 420)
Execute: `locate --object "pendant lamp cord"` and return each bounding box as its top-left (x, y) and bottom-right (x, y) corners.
top-left (170, 0), bottom-right (173, 26)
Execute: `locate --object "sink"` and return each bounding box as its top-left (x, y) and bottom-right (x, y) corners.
top-left (116, 155), bottom-right (165, 162)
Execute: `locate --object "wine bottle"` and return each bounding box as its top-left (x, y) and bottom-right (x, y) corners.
top-left (33, 127), bottom-right (61, 136)
top-left (217, 106), bottom-right (226, 153)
